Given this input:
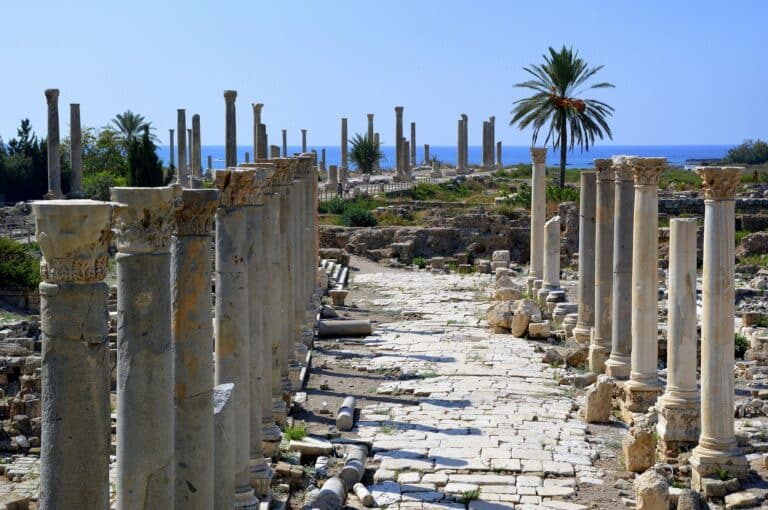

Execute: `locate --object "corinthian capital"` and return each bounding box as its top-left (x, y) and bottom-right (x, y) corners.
top-left (630, 157), bottom-right (667, 186)
top-left (696, 166), bottom-right (743, 201)
top-left (531, 147), bottom-right (547, 164)
top-left (111, 187), bottom-right (177, 254)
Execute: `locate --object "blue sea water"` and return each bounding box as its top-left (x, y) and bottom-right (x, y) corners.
top-left (156, 144), bottom-right (733, 171)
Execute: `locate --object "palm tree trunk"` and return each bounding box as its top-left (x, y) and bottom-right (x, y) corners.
top-left (559, 120), bottom-right (567, 189)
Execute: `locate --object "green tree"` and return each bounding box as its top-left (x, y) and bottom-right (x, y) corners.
top-left (1, 119), bottom-right (48, 201)
top-left (511, 46), bottom-right (615, 188)
top-left (127, 124), bottom-right (164, 187)
top-left (724, 139), bottom-right (768, 165)
top-left (111, 110), bottom-right (152, 149)
top-left (82, 127), bottom-right (129, 177)
top-left (348, 133), bottom-right (384, 174)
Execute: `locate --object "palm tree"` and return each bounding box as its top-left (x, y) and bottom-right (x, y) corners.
top-left (348, 133), bottom-right (384, 174)
top-left (511, 46), bottom-right (615, 188)
top-left (111, 110), bottom-right (152, 149)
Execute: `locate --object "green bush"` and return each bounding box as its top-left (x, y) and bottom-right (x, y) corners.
top-left (735, 333), bottom-right (749, 360)
top-left (0, 239), bottom-right (41, 290)
top-left (412, 256), bottom-right (427, 269)
top-left (84, 171), bottom-right (127, 201)
top-left (546, 185), bottom-right (579, 203)
top-left (341, 206), bottom-right (377, 227)
top-left (724, 139), bottom-right (768, 165)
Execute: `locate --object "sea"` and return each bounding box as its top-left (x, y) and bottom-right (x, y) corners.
top-left (156, 144), bottom-right (734, 171)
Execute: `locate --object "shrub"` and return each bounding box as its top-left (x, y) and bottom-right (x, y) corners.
top-left (0, 239), bottom-right (41, 290)
top-left (284, 424), bottom-right (307, 440)
top-left (735, 333), bottom-right (748, 360)
top-left (412, 256), bottom-right (427, 269)
top-left (84, 171), bottom-right (127, 201)
top-left (724, 139), bottom-right (768, 165)
top-left (546, 185), bottom-right (579, 203)
top-left (341, 206), bottom-right (377, 227)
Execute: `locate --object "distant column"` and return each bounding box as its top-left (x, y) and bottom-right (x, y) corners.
top-left (68, 104), bottom-right (84, 198)
top-left (367, 113), bottom-right (374, 142)
top-left (44, 89), bottom-right (63, 198)
top-left (457, 119), bottom-right (463, 171)
top-left (424, 144), bottom-right (430, 165)
top-left (270, 146), bottom-right (280, 158)
top-left (410, 122), bottom-right (416, 166)
top-left (496, 141), bottom-right (502, 170)
top-left (489, 116), bottom-right (496, 166)
top-left (224, 90), bottom-right (237, 168)
top-left (341, 118), bottom-right (348, 170)
top-left (461, 114), bottom-right (469, 169)
top-left (188, 129), bottom-right (193, 175)
top-left (373, 134), bottom-right (380, 172)
top-left (482, 121), bottom-right (489, 168)
top-left (244, 152), bottom-right (250, 163)
top-left (403, 140), bottom-right (410, 176)
top-left (282, 129), bottom-right (287, 157)
top-left (207, 155), bottom-right (213, 171)
top-left (257, 124), bottom-right (268, 160)
top-left (573, 171), bottom-right (596, 344)
top-left (252, 103), bottom-right (263, 160)
top-left (301, 129), bottom-right (307, 153)
top-left (169, 129), bottom-right (175, 170)
top-left (528, 148), bottom-right (547, 292)
top-left (192, 114), bottom-right (202, 182)
top-left (394, 107), bottom-right (404, 177)
top-left (321, 148), bottom-right (327, 171)
top-left (177, 109), bottom-right (187, 185)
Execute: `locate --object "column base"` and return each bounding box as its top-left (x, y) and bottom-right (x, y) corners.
top-left (536, 288), bottom-right (550, 309)
top-left (272, 400), bottom-right (287, 428)
top-left (572, 324), bottom-right (592, 345)
top-left (588, 342), bottom-right (610, 374)
top-left (656, 397), bottom-right (700, 459)
top-left (526, 277), bottom-right (537, 297)
top-left (261, 422), bottom-right (282, 458)
top-left (44, 190), bottom-right (64, 200)
top-left (234, 486), bottom-right (259, 509)
top-left (604, 354), bottom-right (631, 379)
top-left (690, 445), bottom-right (749, 490)
top-left (249, 461), bottom-right (273, 498)
top-left (623, 380), bottom-right (662, 414)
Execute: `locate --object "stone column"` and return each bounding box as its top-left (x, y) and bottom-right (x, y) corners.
top-left (424, 144), bottom-right (430, 165)
top-left (266, 176), bottom-right (287, 426)
top-left (257, 124), bottom-right (268, 160)
top-left (207, 155), bottom-right (213, 172)
top-left (188, 129), bottom-right (193, 174)
top-left (44, 89), bottom-right (63, 199)
top-left (192, 114), bottom-right (202, 182)
top-left (690, 166), bottom-right (748, 487)
top-left (605, 157), bottom-right (636, 378)
top-left (224, 90), bottom-right (237, 168)
top-left (282, 129), bottom-right (287, 157)
top-left (373, 133), bottom-right (380, 172)
top-left (321, 148), bottom-right (327, 170)
top-left (410, 122), bottom-right (416, 167)
top-left (301, 129), bottom-right (307, 153)
top-left (279, 166), bottom-right (297, 398)
top-left (528, 148), bottom-right (547, 293)
top-left (35, 199), bottom-right (113, 510)
top-left (457, 119), bottom-right (463, 171)
top-left (170, 129), bottom-right (176, 170)
top-left (214, 169), bottom-right (258, 508)
top-left (589, 159), bottom-right (615, 373)
top-left (461, 114), bottom-right (469, 169)
top-left (489, 116), bottom-right (496, 167)
top-left (172, 188), bottom-right (219, 509)
top-left (341, 117), bottom-right (348, 170)
top-left (573, 171), bottom-right (596, 344)
top-left (395, 107), bottom-right (404, 177)
top-left (403, 140), bottom-right (410, 177)
top-left (213, 383), bottom-right (235, 510)
top-left (624, 157), bottom-right (667, 412)
top-left (252, 103), bottom-right (263, 160)
top-left (245, 152), bottom-right (250, 163)
top-left (537, 215), bottom-right (561, 304)
top-left (68, 104), bottom-right (84, 198)
top-left (367, 113), bottom-right (374, 142)
top-left (656, 217), bottom-right (700, 458)
top-left (328, 165), bottom-right (338, 188)
top-left (482, 121), bottom-right (489, 168)
top-left (111, 186), bottom-right (175, 509)
top-left (496, 141), bottom-right (502, 170)
top-left (177, 109), bottom-right (187, 185)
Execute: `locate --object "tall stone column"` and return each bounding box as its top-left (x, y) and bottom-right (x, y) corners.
top-left (172, 188), bottom-right (219, 509)
top-left (111, 186), bottom-right (176, 509)
top-left (224, 90), bottom-right (237, 168)
top-left (214, 169), bottom-right (258, 508)
top-left (461, 114), bottom-right (469, 169)
top-left (496, 141), bottom-right (502, 170)
top-left (394, 107), bottom-right (404, 177)
top-left (457, 119), bottom-right (463, 171)
top-left (656, 217), bottom-right (699, 458)
top-left (403, 140), bottom-right (410, 177)
top-left (282, 129), bottom-right (288, 157)
top-left (280, 166), bottom-right (298, 398)
top-left (35, 199), bottom-right (113, 510)
top-left (424, 144), bottom-right (430, 165)
top-left (192, 114), bottom-right (202, 184)
top-left (528, 148), bottom-right (547, 293)
top-left (573, 171), bottom-right (596, 344)
top-left (266, 177), bottom-right (287, 427)
top-left (252, 103), bottom-right (263, 160)
top-left (410, 122), bottom-right (416, 167)
top-left (301, 129), bottom-right (307, 153)
top-left (341, 117), bottom-right (348, 170)
top-left (68, 104), bottom-right (84, 198)
top-left (367, 113), bottom-right (374, 142)
top-left (373, 133), bottom-right (380, 172)
top-left (321, 148), bottom-right (327, 170)
top-left (489, 116), bottom-right (496, 167)
top-left (624, 157), bottom-right (666, 412)
top-left (207, 155), bottom-right (213, 172)
top-left (188, 129), bottom-right (193, 174)
top-left (482, 121), bottom-right (489, 168)
top-left (170, 129), bottom-right (175, 170)
top-left (690, 166), bottom-right (748, 487)
top-left (605, 157), bottom-right (636, 378)
top-left (177, 109), bottom-right (187, 185)
top-left (257, 124), bottom-right (268, 160)
top-left (328, 165), bottom-right (338, 188)
top-left (44, 89), bottom-right (63, 199)
top-left (589, 159), bottom-right (615, 373)
top-left (537, 215), bottom-right (561, 305)
top-left (245, 152), bottom-right (250, 163)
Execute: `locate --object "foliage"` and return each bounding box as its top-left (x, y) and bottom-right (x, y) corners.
top-left (658, 168), bottom-right (700, 190)
top-left (408, 180), bottom-right (488, 202)
top-left (735, 333), bottom-right (748, 360)
top-left (511, 46), bottom-right (614, 188)
top-left (284, 424), bottom-right (307, 440)
top-left (318, 195), bottom-right (385, 215)
top-left (127, 125), bottom-right (165, 187)
top-left (111, 110), bottom-right (153, 149)
top-left (83, 171), bottom-right (128, 201)
top-left (546, 185), bottom-right (579, 203)
top-left (0, 119), bottom-right (53, 201)
top-left (348, 133), bottom-right (384, 174)
top-left (724, 139), bottom-right (768, 165)
top-left (505, 185), bottom-right (532, 209)
top-left (81, 127), bottom-right (129, 178)
top-left (460, 488), bottom-right (481, 505)
top-left (412, 256), bottom-right (427, 269)
top-left (341, 206), bottom-right (378, 227)
top-left (0, 239), bottom-right (41, 290)
top-left (376, 210), bottom-right (414, 226)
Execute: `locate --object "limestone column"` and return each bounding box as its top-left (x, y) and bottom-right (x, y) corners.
top-left (395, 107), bottom-right (404, 177)
top-left (496, 141), bottom-right (502, 170)
top-left (68, 104), bottom-right (84, 198)
top-left (188, 129), bottom-right (193, 174)
top-left (224, 90), bottom-right (237, 168)
top-left (266, 176), bottom-right (287, 427)
top-left (528, 148), bottom-right (547, 292)
top-left (192, 114), bottom-right (202, 183)
top-left (213, 383), bottom-right (235, 510)
top-left (367, 113), bottom-right (374, 142)
top-left (410, 122), bottom-right (416, 167)
top-left (328, 165), bottom-right (338, 188)
top-left (170, 129), bottom-right (175, 170)
top-left (177, 109), bottom-right (188, 185)
top-left (44, 89), bottom-right (63, 199)
top-left (461, 114), bottom-right (469, 169)
top-left (482, 121), bottom-right (489, 168)
top-left (172, 188), bottom-right (219, 509)
top-left (656, 217), bottom-right (700, 457)
top-left (35, 199), bottom-right (113, 510)
top-left (282, 129), bottom-right (288, 157)
top-left (573, 171), bottom-right (596, 344)
top-left (341, 118), bottom-right (348, 171)
top-left (111, 186), bottom-right (175, 509)
top-left (538, 215), bottom-right (561, 304)
top-left (606, 157), bottom-right (636, 378)
top-left (257, 124), bottom-right (268, 160)
top-left (589, 159), bottom-right (615, 373)
top-left (424, 144), bottom-right (430, 165)
top-left (624, 157), bottom-right (667, 412)
top-left (214, 169), bottom-right (258, 508)
top-left (690, 166), bottom-right (748, 486)
top-left (301, 129), bottom-right (307, 153)
top-left (252, 103), bottom-right (263, 160)
top-left (489, 116), bottom-right (496, 167)
top-left (457, 119), bottom-right (463, 171)
top-left (373, 133), bottom-right (380, 172)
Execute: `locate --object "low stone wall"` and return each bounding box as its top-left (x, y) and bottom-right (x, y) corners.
top-left (0, 290), bottom-right (39, 314)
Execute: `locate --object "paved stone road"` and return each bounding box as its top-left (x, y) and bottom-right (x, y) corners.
top-left (347, 270), bottom-right (600, 510)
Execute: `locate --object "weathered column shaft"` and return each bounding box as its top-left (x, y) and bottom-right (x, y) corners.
top-left (496, 141), bottom-right (502, 170)
top-left (169, 129), bottom-right (175, 169)
top-left (192, 114), bottom-right (202, 180)
top-left (257, 124), bottom-right (268, 160)
top-left (482, 121), bottom-right (489, 167)
top-left (341, 118), bottom-right (348, 169)
top-left (172, 188), bottom-right (219, 509)
top-left (395, 107), bottom-right (403, 175)
top-left (282, 130), bottom-right (287, 158)
top-left (44, 89), bottom-right (62, 198)
top-left (35, 199), bottom-right (112, 510)
top-left (367, 114), bottom-right (374, 142)
top-left (574, 171), bottom-right (596, 344)
top-left (461, 114), bottom-right (469, 169)
top-left (424, 144), bottom-right (430, 165)
top-left (489, 116), bottom-right (496, 166)
top-left (213, 383), bottom-right (235, 510)
top-left (528, 148), bottom-right (547, 286)
top-left (112, 187), bottom-right (175, 509)
top-left (301, 129), bottom-right (307, 153)
top-left (68, 104), bottom-right (84, 198)
top-left (590, 159), bottom-right (615, 373)
top-left (224, 90), bottom-right (237, 168)
top-left (543, 216), bottom-right (561, 289)
top-left (252, 103), bottom-right (263, 161)
top-left (188, 129), bottom-right (193, 173)
top-left (177, 109), bottom-right (187, 185)
top-left (410, 122), bottom-right (416, 166)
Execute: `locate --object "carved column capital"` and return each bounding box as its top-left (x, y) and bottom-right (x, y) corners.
top-left (174, 188), bottom-right (219, 236)
top-left (630, 157), bottom-right (667, 186)
top-left (696, 166), bottom-right (743, 201)
top-left (593, 158), bottom-right (614, 181)
top-left (531, 147), bottom-right (547, 165)
top-left (111, 187), bottom-right (177, 254)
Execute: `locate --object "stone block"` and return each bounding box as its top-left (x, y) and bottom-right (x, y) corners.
top-left (492, 250), bottom-right (510, 263)
top-left (633, 470), bottom-right (668, 510)
top-left (583, 375), bottom-right (613, 423)
top-left (527, 321), bottom-right (551, 339)
top-left (622, 429), bottom-right (656, 473)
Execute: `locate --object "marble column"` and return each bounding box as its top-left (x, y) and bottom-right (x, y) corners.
top-left (373, 133), bottom-right (380, 172)
top-left (169, 129), bottom-right (175, 170)
top-left (188, 129), bottom-right (193, 175)
top-left (367, 114), bottom-right (374, 142)
top-left (457, 119), bottom-right (463, 171)
top-left (605, 157), bottom-right (636, 378)
top-left (44, 89), bottom-right (63, 199)
top-left (461, 114), bottom-right (469, 169)
top-left (192, 114), bottom-right (202, 183)
top-left (172, 188), bottom-right (219, 509)
top-left (573, 171), bottom-right (596, 344)
top-left (111, 186), bottom-right (175, 509)
top-left (656, 217), bottom-right (700, 457)
top-left (341, 117), bottom-right (348, 171)
top-left (252, 103), bottom-right (263, 160)
top-left (35, 199), bottom-right (113, 510)
top-left (489, 116), bottom-right (496, 167)
top-left (224, 90), bottom-right (237, 168)
top-left (589, 159), bottom-right (615, 373)
top-left (424, 144), bottom-right (430, 165)
top-left (528, 148), bottom-right (547, 293)
top-left (282, 129), bottom-right (287, 157)
top-left (68, 104), bottom-right (84, 198)
top-left (177, 109), bottom-right (188, 185)
top-left (624, 157), bottom-right (667, 412)
top-left (301, 129), bottom-right (307, 153)
top-left (496, 141), bottom-right (502, 170)
top-left (537, 215), bottom-right (561, 305)
top-left (395, 107), bottom-right (404, 177)
top-left (482, 121), bottom-right (489, 168)
top-left (214, 169), bottom-right (258, 508)
top-left (266, 174), bottom-right (287, 426)
top-left (690, 166), bottom-right (748, 486)
top-left (410, 122), bottom-right (416, 167)
top-left (257, 124), bottom-right (268, 160)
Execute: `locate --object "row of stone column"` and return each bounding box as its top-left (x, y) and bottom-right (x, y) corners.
top-left (43, 89), bottom-right (84, 199)
top-left (33, 154), bottom-right (320, 509)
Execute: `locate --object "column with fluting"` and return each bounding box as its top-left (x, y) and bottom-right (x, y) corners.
top-left (252, 103), bottom-right (263, 160)
top-left (68, 104), bottom-right (84, 198)
top-left (111, 186), bottom-right (176, 509)
top-left (177, 109), bottom-right (187, 185)
top-left (690, 166), bottom-right (748, 487)
top-left (527, 147), bottom-right (547, 293)
top-left (394, 107), bottom-right (404, 178)
top-left (192, 114), bottom-right (202, 185)
top-left (301, 129), bottom-right (307, 153)
top-left (35, 199), bottom-right (113, 510)
top-left (573, 171), bottom-right (596, 344)
top-left (44, 89), bottom-right (63, 198)
top-left (224, 90), bottom-right (237, 168)
top-left (537, 215), bottom-right (561, 305)
top-left (410, 122), bottom-right (416, 167)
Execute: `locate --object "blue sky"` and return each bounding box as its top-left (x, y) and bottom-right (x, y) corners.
top-left (1, 0), bottom-right (765, 147)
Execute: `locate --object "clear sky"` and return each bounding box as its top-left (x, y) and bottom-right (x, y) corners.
top-left (1, 0), bottom-right (765, 147)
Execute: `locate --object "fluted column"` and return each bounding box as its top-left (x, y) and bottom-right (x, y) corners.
top-left (395, 107), bottom-right (404, 177)
top-left (624, 157), bottom-right (666, 412)
top-left (282, 129), bottom-right (287, 157)
top-left (606, 157), bottom-right (636, 378)
top-left (68, 104), bottom-right (84, 198)
top-left (301, 129), bottom-right (307, 153)
top-left (252, 103), bottom-right (263, 160)
top-left (224, 90), bottom-right (237, 168)
top-left (589, 159), bottom-right (615, 373)
top-left (44, 89), bottom-right (63, 199)
top-left (35, 199), bottom-right (113, 510)
top-left (410, 122), bottom-right (416, 167)
top-left (191, 114), bottom-right (202, 184)
top-left (573, 171), bottom-right (596, 344)
top-left (690, 166), bottom-right (748, 487)
top-left (214, 170), bottom-right (258, 509)
top-left (367, 114), bottom-right (374, 142)
top-left (111, 186), bottom-right (176, 509)
top-left (528, 148), bottom-right (547, 293)
top-left (341, 118), bottom-right (348, 171)
top-left (177, 110), bottom-right (187, 185)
